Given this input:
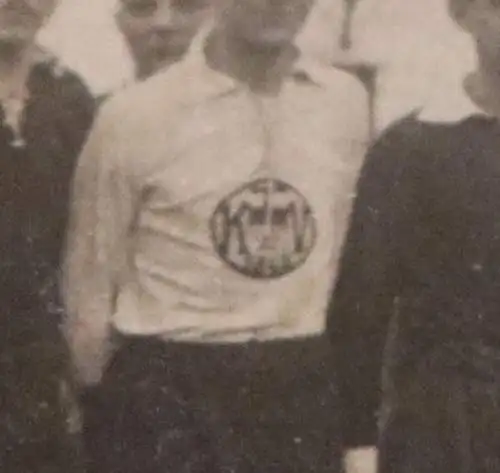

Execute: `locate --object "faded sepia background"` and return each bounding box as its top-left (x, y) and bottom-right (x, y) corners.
top-left (39, 0), bottom-right (477, 130)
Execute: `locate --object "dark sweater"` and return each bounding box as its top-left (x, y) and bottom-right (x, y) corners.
top-left (0, 57), bottom-right (96, 310)
top-left (329, 112), bottom-right (500, 448)
top-left (0, 56), bottom-right (96, 471)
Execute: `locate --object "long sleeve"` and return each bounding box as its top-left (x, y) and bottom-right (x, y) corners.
top-left (328, 116), bottom-right (421, 448)
top-left (41, 70), bottom-right (98, 314)
top-left (62, 107), bottom-right (138, 386)
top-left (52, 71), bottom-right (97, 238)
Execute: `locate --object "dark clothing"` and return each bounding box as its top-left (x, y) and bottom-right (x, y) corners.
top-left (328, 113), bottom-right (500, 463)
top-left (1, 307), bottom-right (85, 473)
top-left (378, 350), bottom-right (500, 473)
top-left (0, 58), bottom-right (95, 296)
top-left (81, 335), bottom-right (342, 473)
top-left (0, 56), bottom-right (96, 472)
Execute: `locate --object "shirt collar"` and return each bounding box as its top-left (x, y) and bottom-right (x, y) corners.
top-left (183, 21), bottom-right (320, 93)
top-left (418, 74), bottom-right (492, 123)
top-left (187, 51), bottom-right (320, 96)
top-left (0, 46), bottom-right (52, 104)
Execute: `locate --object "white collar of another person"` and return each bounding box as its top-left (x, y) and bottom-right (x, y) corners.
top-left (418, 74), bottom-right (492, 123)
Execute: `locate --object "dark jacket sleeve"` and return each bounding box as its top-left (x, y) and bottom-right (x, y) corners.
top-left (41, 69), bottom-right (98, 309)
top-left (328, 115), bottom-right (421, 449)
top-left (56, 71), bottom-right (97, 165)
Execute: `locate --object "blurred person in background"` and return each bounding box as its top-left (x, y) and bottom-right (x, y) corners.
top-left (0, 0), bottom-right (96, 471)
top-left (339, 0), bottom-right (361, 50)
top-left (115, 0), bottom-right (212, 81)
top-left (330, 0), bottom-right (500, 472)
top-left (329, 0), bottom-right (378, 140)
top-left (63, 0), bottom-right (369, 472)
top-left (345, 0), bottom-right (475, 135)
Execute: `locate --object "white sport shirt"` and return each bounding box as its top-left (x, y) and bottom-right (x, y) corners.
top-left (63, 48), bottom-right (368, 355)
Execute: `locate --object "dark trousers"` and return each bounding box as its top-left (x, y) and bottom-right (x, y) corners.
top-left (81, 334), bottom-right (342, 473)
top-left (0, 301), bottom-right (84, 473)
top-left (378, 353), bottom-right (500, 473)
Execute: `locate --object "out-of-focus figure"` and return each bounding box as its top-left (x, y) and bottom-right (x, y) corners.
top-left (115, 0), bottom-right (211, 81)
top-left (0, 1), bottom-right (96, 471)
top-left (330, 1), bottom-right (500, 472)
top-left (343, 0), bottom-right (475, 133)
top-left (339, 0), bottom-right (361, 51)
top-left (333, 0), bottom-right (377, 140)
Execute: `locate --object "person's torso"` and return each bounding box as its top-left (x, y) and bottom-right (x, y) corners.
top-left (0, 57), bottom-right (95, 298)
top-left (389, 116), bottom-right (500, 377)
top-left (111, 60), bottom-right (367, 342)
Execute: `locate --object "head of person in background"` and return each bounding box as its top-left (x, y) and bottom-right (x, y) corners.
top-left (447, 0), bottom-right (500, 117)
top-left (0, 0), bottom-right (62, 142)
top-left (0, 0), bottom-right (58, 62)
top-left (449, 0), bottom-right (500, 76)
top-left (115, 0), bottom-right (212, 81)
top-left (214, 0), bottom-right (314, 51)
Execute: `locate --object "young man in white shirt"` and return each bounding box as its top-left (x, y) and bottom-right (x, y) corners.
top-left (64, 1), bottom-right (369, 472)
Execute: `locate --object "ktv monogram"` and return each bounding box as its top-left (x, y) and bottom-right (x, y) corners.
top-left (210, 178), bottom-right (317, 279)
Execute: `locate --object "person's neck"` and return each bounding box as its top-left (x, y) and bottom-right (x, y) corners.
top-left (204, 29), bottom-right (299, 95)
top-left (134, 51), bottom-right (185, 82)
top-left (465, 50), bottom-right (500, 117)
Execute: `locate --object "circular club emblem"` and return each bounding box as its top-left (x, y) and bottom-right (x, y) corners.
top-left (210, 178), bottom-right (317, 279)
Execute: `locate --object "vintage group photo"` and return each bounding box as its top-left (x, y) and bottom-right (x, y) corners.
top-left (1, 1), bottom-right (498, 472)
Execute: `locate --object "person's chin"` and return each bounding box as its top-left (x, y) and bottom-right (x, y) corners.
top-left (143, 53), bottom-right (183, 77)
top-left (240, 29), bottom-right (294, 51)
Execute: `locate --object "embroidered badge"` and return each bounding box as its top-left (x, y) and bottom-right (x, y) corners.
top-left (210, 178), bottom-right (317, 279)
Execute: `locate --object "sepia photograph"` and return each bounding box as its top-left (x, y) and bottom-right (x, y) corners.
top-left (1, 1), bottom-right (498, 472)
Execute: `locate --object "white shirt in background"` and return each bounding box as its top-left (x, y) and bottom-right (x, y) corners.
top-left (344, 0), bottom-right (476, 132)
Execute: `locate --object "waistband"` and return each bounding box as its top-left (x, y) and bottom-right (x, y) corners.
top-left (116, 330), bottom-right (328, 351)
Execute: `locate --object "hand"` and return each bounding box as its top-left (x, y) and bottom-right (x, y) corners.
top-left (59, 378), bottom-right (83, 435)
top-left (72, 360), bottom-right (106, 387)
top-left (66, 333), bottom-right (118, 387)
top-left (343, 447), bottom-right (378, 473)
